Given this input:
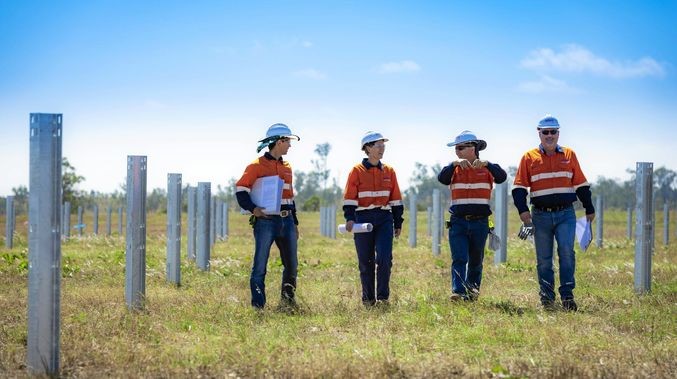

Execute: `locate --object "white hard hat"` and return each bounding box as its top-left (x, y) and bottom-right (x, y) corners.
top-left (538, 114), bottom-right (560, 129)
top-left (446, 130), bottom-right (487, 151)
top-left (361, 131), bottom-right (388, 149)
top-left (260, 123), bottom-right (300, 142)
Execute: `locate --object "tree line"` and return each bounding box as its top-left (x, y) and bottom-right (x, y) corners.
top-left (2, 155), bottom-right (676, 216)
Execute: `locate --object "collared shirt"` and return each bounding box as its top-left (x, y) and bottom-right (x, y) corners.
top-left (343, 158), bottom-right (404, 228)
top-left (235, 152), bottom-right (298, 224)
top-left (438, 161), bottom-right (507, 217)
top-left (512, 144), bottom-right (594, 214)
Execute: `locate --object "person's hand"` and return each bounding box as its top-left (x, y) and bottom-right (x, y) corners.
top-left (519, 211), bottom-right (532, 224)
top-left (518, 222), bottom-right (535, 240)
top-left (394, 228), bottom-right (401, 238)
top-left (586, 213), bottom-right (595, 223)
top-left (453, 159), bottom-right (472, 169)
top-left (472, 159), bottom-right (488, 169)
top-left (252, 207), bottom-right (268, 218)
top-left (345, 220), bottom-right (354, 232)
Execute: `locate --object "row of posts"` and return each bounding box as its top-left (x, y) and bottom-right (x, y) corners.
top-left (15, 112), bottom-right (674, 376)
top-left (319, 206), bottom-right (337, 238)
top-left (58, 203), bottom-right (123, 238)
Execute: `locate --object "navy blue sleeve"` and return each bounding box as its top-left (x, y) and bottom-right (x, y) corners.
top-left (576, 186), bottom-right (595, 215)
top-left (487, 162), bottom-right (507, 184)
top-left (343, 205), bottom-right (357, 222)
top-left (438, 163), bottom-right (455, 185)
top-left (392, 205), bottom-right (404, 230)
top-left (512, 187), bottom-right (530, 214)
top-left (236, 191), bottom-right (256, 213)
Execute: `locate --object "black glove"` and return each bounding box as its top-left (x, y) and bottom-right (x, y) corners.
top-left (518, 222), bottom-right (535, 240)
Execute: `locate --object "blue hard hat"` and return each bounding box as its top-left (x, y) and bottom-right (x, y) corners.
top-left (259, 123), bottom-right (300, 142)
top-left (361, 131), bottom-right (389, 149)
top-left (538, 114), bottom-right (560, 129)
top-left (446, 130), bottom-right (487, 151)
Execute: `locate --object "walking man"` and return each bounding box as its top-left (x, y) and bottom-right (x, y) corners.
top-left (512, 115), bottom-right (595, 311)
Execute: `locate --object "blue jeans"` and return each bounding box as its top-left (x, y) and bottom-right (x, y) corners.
top-left (448, 216), bottom-right (489, 296)
top-left (354, 209), bottom-right (394, 303)
top-left (250, 215), bottom-right (298, 308)
top-left (532, 206), bottom-right (576, 303)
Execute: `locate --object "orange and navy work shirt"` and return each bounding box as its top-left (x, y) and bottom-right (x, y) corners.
top-left (235, 152), bottom-right (298, 224)
top-left (512, 145), bottom-right (594, 214)
top-left (438, 162), bottom-right (507, 217)
top-left (343, 158), bottom-right (404, 229)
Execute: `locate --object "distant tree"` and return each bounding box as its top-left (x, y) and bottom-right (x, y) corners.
top-left (405, 162), bottom-right (448, 210)
top-left (62, 157), bottom-right (86, 211)
top-left (302, 195), bottom-right (320, 212)
top-left (294, 142), bottom-right (342, 209)
top-left (147, 188), bottom-right (167, 213)
top-left (11, 185), bottom-right (29, 214)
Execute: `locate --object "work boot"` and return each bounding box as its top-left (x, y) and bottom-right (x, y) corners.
top-left (450, 293), bottom-right (465, 302)
top-left (541, 299), bottom-right (556, 312)
top-left (562, 298), bottom-right (578, 312)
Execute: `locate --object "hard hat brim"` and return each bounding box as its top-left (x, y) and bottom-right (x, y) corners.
top-left (258, 134), bottom-right (300, 143)
top-left (447, 139), bottom-right (487, 151)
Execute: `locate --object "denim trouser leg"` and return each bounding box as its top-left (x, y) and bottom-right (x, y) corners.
top-left (533, 207), bottom-right (577, 302)
top-left (449, 217), bottom-right (488, 295)
top-left (355, 230), bottom-right (376, 302)
top-left (251, 218), bottom-right (276, 307)
top-left (275, 217), bottom-right (298, 300)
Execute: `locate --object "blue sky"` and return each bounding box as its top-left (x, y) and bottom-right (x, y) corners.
top-left (1, 1), bottom-right (675, 196)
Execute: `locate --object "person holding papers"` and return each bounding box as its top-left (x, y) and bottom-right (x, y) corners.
top-left (236, 123), bottom-right (300, 310)
top-left (512, 114), bottom-right (595, 312)
top-left (343, 131), bottom-right (404, 307)
top-left (438, 130), bottom-right (507, 302)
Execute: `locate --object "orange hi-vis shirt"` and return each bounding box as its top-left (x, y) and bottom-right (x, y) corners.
top-left (450, 167), bottom-right (494, 206)
top-left (236, 153), bottom-right (295, 207)
top-left (343, 160), bottom-right (403, 211)
top-left (513, 145), bottom-right (591, 213)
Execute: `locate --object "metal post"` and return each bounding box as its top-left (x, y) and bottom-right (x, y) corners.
top-left (626, 206), bottom-right (632, 239)
top-left (106, 206), bottom-right (112, 236)
top-left (223, 201), bottom-right (228, 238)
top-left (125, 156), bottom-right (147, 310)
top-left (93, 204), bottom-right (99, 235)
top-left (5, 196), bottom-right (14, 249)
top-left (494, 182), bottom-right (508, 265)
top-left (320, 206), bottom-right (325, 237)
top-left (196, 182), bottom-right (211, 271)
top-left (63, 201), bottom-right (71, 238)
top-left (187, 186), bottom-right (197, 261)
top-left (27, 112), bottom-right (62, 375)
top-left (432, 189), bottom-right (441, 256)
top-left (634, 162), bottom-right (653, 294)
top-left (117, 206), bottom-right (123, 236)
top-left (595, 196), bottom-right (603, 248)
top-left (663, 203), bottom-right (669, 245)
top-left (210, 196), bottom-right (216, 246)
top-left (408, 194), bottom-right (417, 248)
top-left (166, 173), bottom-right (181, 286)
top-left (77, 205), bottom-right (84, 236)
top-left (215, 198), bottom-right (223, 240)
top-left (330, 205), bottom-right (336, 239)
top-left (426, 207), bottom-right (432, 237)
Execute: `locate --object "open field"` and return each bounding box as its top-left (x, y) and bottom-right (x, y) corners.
top-left (1, 209), bottom-right (676, 377)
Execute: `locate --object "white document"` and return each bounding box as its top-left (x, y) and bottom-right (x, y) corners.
top-left (337, 223), bottom-right (373, 234)
top-left (575, 216), bottom-right (593, 251)
top-left (249, 175), bottom-right (284, 215)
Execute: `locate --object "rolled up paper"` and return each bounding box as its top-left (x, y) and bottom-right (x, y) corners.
top-left (338, 223), bottom-right (373, 234)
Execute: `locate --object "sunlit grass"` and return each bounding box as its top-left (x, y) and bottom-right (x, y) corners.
top-left (0, 209), bottom-right (675, 377)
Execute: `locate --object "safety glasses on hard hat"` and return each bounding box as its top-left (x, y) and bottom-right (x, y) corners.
top-left (539, 129), bottom-right (559, 135)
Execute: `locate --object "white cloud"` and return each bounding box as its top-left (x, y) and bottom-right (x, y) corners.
top-left (520, 44), bottom-right (665, 78)
top-left (378, 60), bottom-right (421, 74)
top-left (516, 75), bottom-right (579, 94)
top-left (293, 68), bottom-right (327, 80)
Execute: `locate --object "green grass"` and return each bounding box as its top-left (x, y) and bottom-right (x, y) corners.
top-left (0, 209), bottom-right (675, 377)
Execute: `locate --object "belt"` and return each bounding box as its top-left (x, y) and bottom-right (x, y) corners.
top-left (533, 204), bottom-right (571, 212)
top-left (279, 210), bottom-right (291, 217)
top-left (452, 214), bottom-right (487, 221)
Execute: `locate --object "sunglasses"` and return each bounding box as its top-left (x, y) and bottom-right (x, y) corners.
top-left (540, 129), bottom-right (559, 135)
top-left (455, 144), bottom-right (474, 151)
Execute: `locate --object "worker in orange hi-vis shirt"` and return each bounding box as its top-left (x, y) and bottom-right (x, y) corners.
top-left (343, 131), bottom-right (404, 307)
top-left (235, 123), bottom-right (300, 310)
top-left (438, 130), bottom-right (507, 302)
top-left (512, 114), bottom-right (595, 312)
